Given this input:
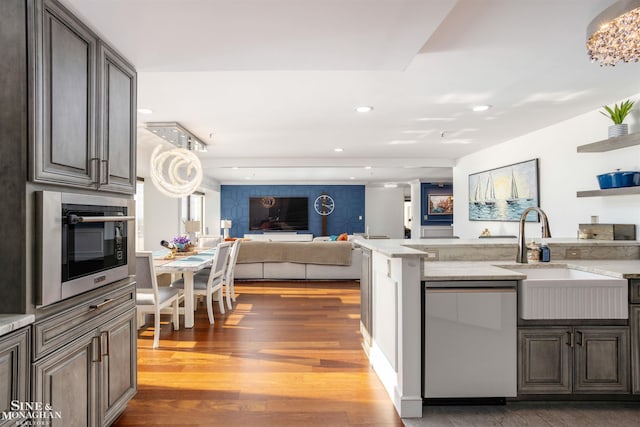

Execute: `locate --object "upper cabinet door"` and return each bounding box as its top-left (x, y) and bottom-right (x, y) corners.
top-left (97, 42), bottom-right (137, 194)
top-left (33, 0), bottom-right (98, 188)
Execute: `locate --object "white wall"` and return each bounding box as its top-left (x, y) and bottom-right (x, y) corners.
top-left (143, 182), bottom-right (181, 251)
top-left (203, 188), bottom-right (221, 236)
top-left (365, 186), bottom-right (405, 238)
top-left (454, 96), bottom-right (640, 239)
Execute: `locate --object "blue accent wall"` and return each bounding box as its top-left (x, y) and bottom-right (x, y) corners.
top-left (421, 183), bottom-right (453, 225)
top-left (221, 185), bottom-right (365, 238)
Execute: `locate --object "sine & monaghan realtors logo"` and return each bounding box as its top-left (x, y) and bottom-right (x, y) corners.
top-left (1, 400), bottom-right (62, 426)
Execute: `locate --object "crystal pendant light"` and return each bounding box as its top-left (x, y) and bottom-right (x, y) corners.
top-left (587, 0), bottom-right (640, 66)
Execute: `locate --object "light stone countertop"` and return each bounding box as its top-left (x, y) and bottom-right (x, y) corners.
top-left (351, 237), bottom-right (426, 258)
top-left (0, 314), bottom-right (35, 338)
top-left (423, 260), bottom-right (640, 281)
top-left (351, 237), bottom-right (640, 279)
top-left (354, 237), bottom-right (640, 256)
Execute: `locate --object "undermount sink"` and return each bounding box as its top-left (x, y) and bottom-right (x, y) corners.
top-left (511, 266), bottom-right (628, 320)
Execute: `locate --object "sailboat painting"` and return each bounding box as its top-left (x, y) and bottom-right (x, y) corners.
top-left (468, 158), bottom-right (539, 221)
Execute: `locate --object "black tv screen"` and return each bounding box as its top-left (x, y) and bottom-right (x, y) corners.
top-left (249, 197), bottom-right (309, 231)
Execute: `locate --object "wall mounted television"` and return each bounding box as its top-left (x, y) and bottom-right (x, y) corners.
top-left (249, 197), bottom-right (309, 231)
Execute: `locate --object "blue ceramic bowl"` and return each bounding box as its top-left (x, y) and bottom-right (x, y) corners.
top-left (597, 171), bottom-right (640, 189)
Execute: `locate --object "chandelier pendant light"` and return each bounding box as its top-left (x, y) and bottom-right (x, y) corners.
top-left (587, 0), bottom-right (640, 66)
top-left (150, 145), bottom-right (203, 198)
top-left (145, 122), bottom-right (207, 198)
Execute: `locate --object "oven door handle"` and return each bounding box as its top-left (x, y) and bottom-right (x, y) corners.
top-left (68, 214), bottom-right (136, 224)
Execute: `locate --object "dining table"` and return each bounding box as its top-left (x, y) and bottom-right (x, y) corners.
top-left (153, 247), bottom-right (217, 328)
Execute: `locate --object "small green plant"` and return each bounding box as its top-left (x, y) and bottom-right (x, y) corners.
top-left (600, 99), bottom-right (635, 125)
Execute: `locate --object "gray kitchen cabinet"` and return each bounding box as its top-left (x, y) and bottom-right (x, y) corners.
top-left (32, 329), bottom-right (98, 427)
top-left (32, 283), bottom-right (137, 427)
top-left (573, 327), bottom-right (629, 393)
top-left (518, 328), bottom-right (572, 394)
top-left (360, 246), bottom-right (372, 350)
top-left (97, 42), bottom-right (137, 194)
top-left (519, 326), bottom-right (629, 395)
top-left (631, 304), bottom-right (640, 394)
top-left (33, 0), bottom-right (97, 188)
top-left (32, 0), bottom-right (136, 194)
top-left (99, 309), bottom-right (137, 426)
top-left (0, 327), bottom-right (30, 427)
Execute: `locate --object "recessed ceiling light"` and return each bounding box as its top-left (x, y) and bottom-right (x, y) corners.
top-left (355, 105), bottom-right (373, 113)
top-left (364, 166), bottom-right (372, 170)
top-left (384, 183), bottom-right (398, 188)
top-left (244, 176), bottom-right (252, 180)
top-left (472, 105), bottom-right (491, 112)
top-left (137, 108), bottom-right (153, 114)
top-left (349, 176), bottom-right (355, 180)
top-left (231, 167), bottom-right (239, 170)
top-left (334, 148), bottom-right (344, 152)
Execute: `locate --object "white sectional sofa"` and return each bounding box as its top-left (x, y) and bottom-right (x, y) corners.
top-left (234, 240), bottom-right (362, 280)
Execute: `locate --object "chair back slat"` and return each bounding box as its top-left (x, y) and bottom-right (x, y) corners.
top-left (207, 241), bottom-right (232, 286)
top-left (136, 252), bottom-right (159, 302)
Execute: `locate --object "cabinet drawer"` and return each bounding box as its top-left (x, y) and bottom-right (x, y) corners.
top-left (630, 280), bottom-right (640, 304)
top-left (33, 284), bottom-right (135, 361)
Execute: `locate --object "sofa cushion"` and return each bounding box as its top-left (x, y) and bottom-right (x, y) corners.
top-left (237, 241), bottom-right (352, 265)
top-left (264, 262), bottom-right (306, 279)
top-left (234, 263), bottom-right (263, 279)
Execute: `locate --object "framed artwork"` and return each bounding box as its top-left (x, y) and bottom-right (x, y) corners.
top-left (428, 194), bottom-right (453, 215)
top-left (468, 158), bottom-right (539, 222)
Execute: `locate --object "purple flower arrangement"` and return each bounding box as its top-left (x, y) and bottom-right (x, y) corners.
top-left (171, 235), bottom-right (192, 251)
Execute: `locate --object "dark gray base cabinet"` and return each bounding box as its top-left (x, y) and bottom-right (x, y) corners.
top-left (32, 283), bottom-right (137, 427)
top-left (0, 327), bottom-right (30, 427)
top-left (631, 305), bottom-right (640, 394)
top-left (32, 0), bottom-right (136, 194)
top-left (519, 326), bottom-right (629, 395)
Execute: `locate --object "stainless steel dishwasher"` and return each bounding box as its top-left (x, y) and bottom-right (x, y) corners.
top-left (423, 280), bottom-right (517, 400)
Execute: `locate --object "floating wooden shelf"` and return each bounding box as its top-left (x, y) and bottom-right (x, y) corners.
top-left (576, 133), bottom-right (640, 197)
top-left (577, 132), bottom-right (640, 153)
top-left (576, 186), bottom-right (640, 198)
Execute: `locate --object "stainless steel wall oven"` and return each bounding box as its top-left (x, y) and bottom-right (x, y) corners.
top-left (36, 191), bottom-right (135, 306)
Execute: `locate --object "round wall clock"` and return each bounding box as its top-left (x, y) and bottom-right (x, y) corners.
top-left (314, 194), bottom-right (335, 215)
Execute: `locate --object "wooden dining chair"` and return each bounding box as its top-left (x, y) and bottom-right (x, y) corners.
top-left (171, 241), bottom-right (232, 324)
top-left (135, 252), bottom-right (181, 349)
top-left (223, 239), bottom-right (242, 310)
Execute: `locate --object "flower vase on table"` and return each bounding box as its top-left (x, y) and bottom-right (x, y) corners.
top-left (171, 235), bottom-right (194, 253)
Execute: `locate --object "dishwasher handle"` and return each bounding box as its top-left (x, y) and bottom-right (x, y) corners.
top-left (426, 287), bottom-right (516, 293)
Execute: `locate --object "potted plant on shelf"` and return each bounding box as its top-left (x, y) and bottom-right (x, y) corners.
top-left (600, 99), bottom-right (635, 138)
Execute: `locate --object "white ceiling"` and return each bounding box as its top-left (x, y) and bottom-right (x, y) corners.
top-left (62, 0), bottom-right (640, 186)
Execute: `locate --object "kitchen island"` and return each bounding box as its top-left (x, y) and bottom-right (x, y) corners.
top-left (352, 237), bottom-right (640, 418)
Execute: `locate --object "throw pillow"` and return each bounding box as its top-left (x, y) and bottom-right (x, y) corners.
top-left (329, 235), bottom-right (338, 241)
top-left (337, 233), bottom-right (348, 241)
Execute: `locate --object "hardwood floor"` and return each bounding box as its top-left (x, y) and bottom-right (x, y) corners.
top-left (113, 281), bottom-right (403, 426)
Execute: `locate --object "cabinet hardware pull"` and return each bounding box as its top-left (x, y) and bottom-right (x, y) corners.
top-left (576, 330), bottom-right (583, 346)
top-left (91, 157), bottom-right (101, 185)
top-left (566, 331), bottom-right (574, 348)
top-left (92, 336), bottom-right (102, 363)
top-left (68, 214), bottom-right (135, 224)
top-left (90, 298), bottom-right (115, 311)
top-left (101, 331), bottom-right (110, 357)
top-left (102, 159), bottom-right (110, 186)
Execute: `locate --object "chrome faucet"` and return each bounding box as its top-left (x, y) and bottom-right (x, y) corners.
top-left (516, 207), bottom-right (551, 263)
